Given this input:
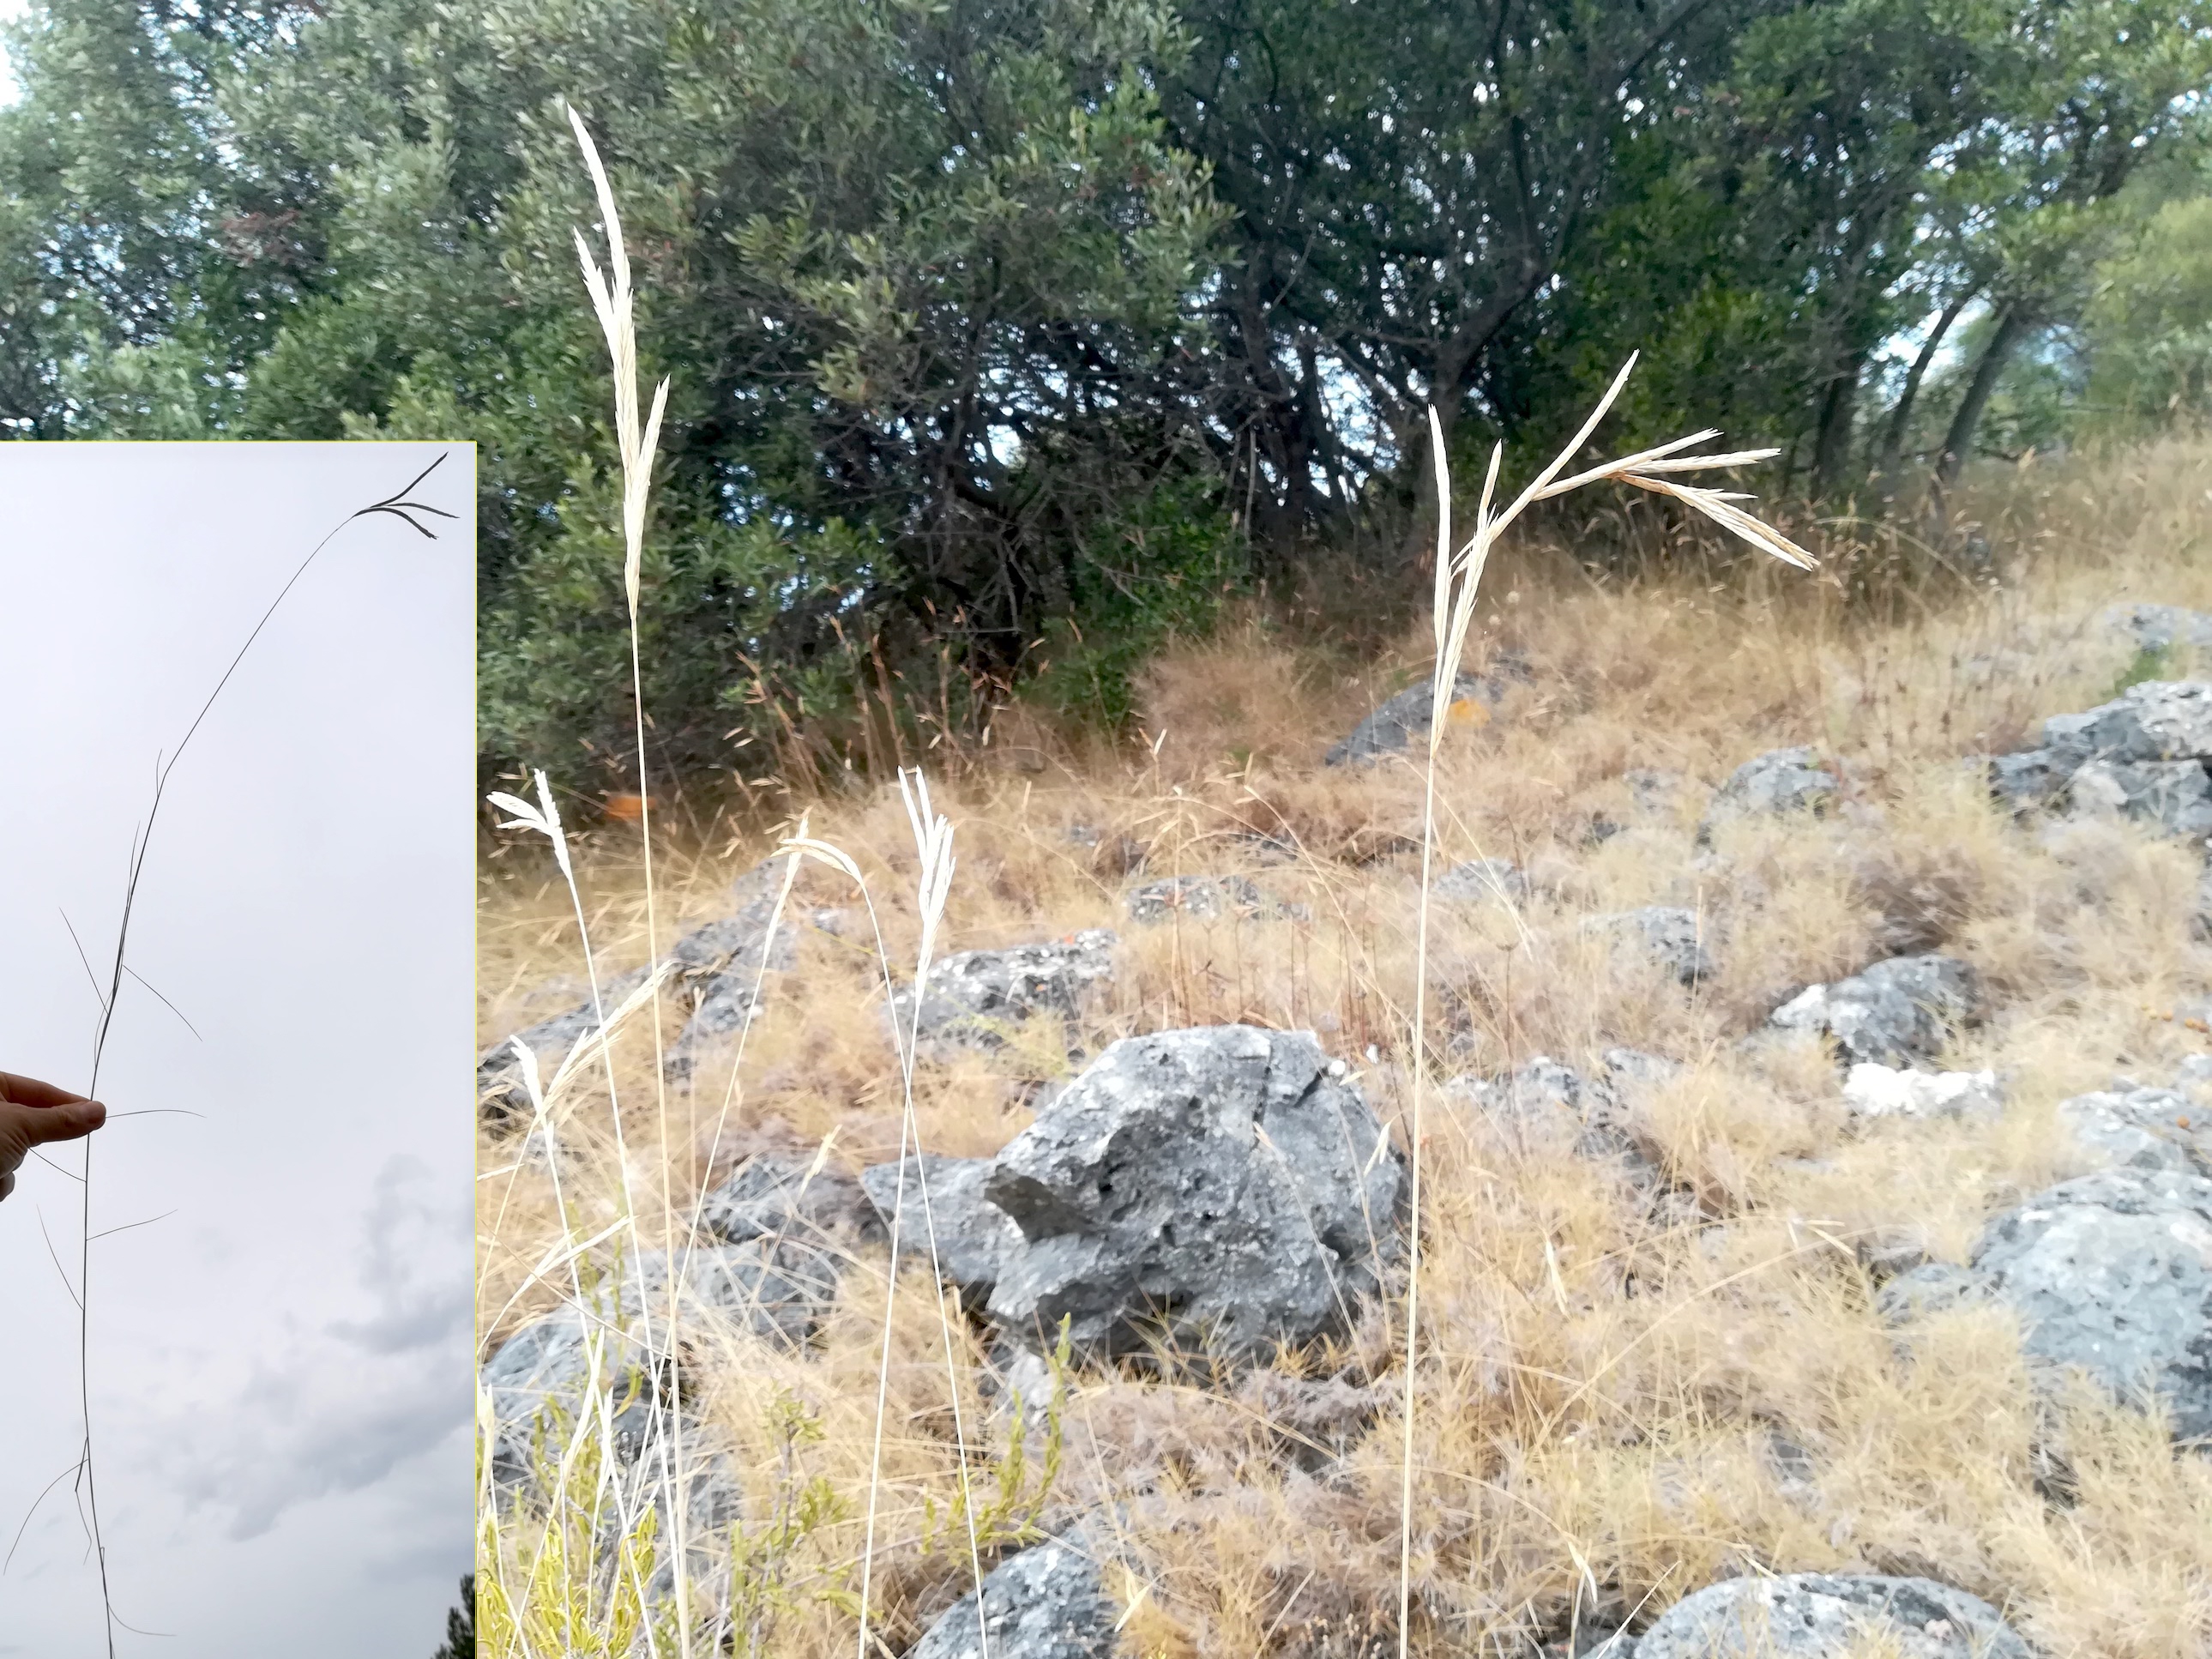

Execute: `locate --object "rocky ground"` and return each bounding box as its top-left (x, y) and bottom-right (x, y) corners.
top-left (476, 446), bottom-right (2212, 1657)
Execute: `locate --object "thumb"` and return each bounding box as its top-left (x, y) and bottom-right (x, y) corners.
top-left (26, 1099), bottom-right (106, 1144)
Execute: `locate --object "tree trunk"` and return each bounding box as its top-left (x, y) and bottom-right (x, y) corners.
top-left (1876, 287), bottom-right (1973, 505)
top-left (1398, 274), bottom-right (1535, 570)
top-left (1810, 346), bottom-right (1867, 505)
top-left (1934, 303), bottom-right (2032, 493)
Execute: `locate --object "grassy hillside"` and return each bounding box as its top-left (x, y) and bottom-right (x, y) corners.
top-left (476, 436), bottom-right (2212, 1657)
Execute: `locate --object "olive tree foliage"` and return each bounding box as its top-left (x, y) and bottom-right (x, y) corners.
top-left (2080, 185), bottom-right (2212, 431)
top-left (332, 0), bottom-right (1226, 778)
top-left (0, 0), bottom-right (328, 437)
top-left (6, 0), bottom-right (2212, 782)
top-left (1923, 0), bottom-right (2212, 492)
top-left (1151, 0), bottom-right (1787, 560)
top-left (1502, 0), bottom-right (2211, 508)
top-left (3, 0), bottom-right (1230, 780)
top-left (1501, 0), bottom-right (2005, 498)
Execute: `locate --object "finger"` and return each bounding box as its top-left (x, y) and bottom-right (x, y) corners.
top-left (0, 1169), bottom-right (14, 1202)
top-left (21, 1099), bottom-right (106, 1145)
top-left (0, 1071), bottom-right (91, 1108)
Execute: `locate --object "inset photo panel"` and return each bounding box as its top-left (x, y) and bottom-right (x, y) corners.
top-left (1, 442), bottom-right (476, 1657)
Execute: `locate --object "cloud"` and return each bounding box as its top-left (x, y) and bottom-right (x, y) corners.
top-left (161, 1360), bottom-right (469, 1541)
top-left (325, 1154), bottom-right (471, 1355)
top-left (142, 1153), bottom-right (471, 1540)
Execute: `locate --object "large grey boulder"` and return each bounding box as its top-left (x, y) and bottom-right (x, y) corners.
top-left (1324, 672), bottom-right (1509, 766)
top-left (1968, 1167), bottom-right (2212, 1439)
top-left (907, 1536), bottom-right (1118, 1659)
top-left (1583, 906), bottom-right (1714, 986)
top-left (1697, 746), bottom-right (1838, 842)
top-left (890, 931), bottom-right (1118, 1050)
top-left (1768, 954), bottom-right (1981, 1068)
top-left (2109, 602), bottom-right (2212, 655)
top-left (1989, 679), bottom-right (2212, 832)
top-left (2058, 1087), bottom-right (2212, 1178)
top-left (860, 1153), bottom-right (1028, 1294)
top-left (1988, 748), bottom-right (2068, 811)
top-left (977, 1025), bottom-right (1405, 1361)
top-left (2041, 679), bottom-right (2212, 771)
top-left (2066, 756), bottom-right (2212, 836)
top-left (478, 859), bottom-right (803, 1120)
top-left (1633, 1573), bottom-right (2029, 1659)
top-left (481, 1300), bottom-right (657, 1495)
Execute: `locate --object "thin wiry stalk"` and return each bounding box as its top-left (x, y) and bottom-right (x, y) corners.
top-left (887, 770), bottom-right (994, 1659)
top-left (783, 766), bottom-right (992, 1659)
top-left (566, 101), bottom-right (682, 1656)
top-left (57, 454), bottom-right (451, 1659)
top-left (1395, 354), bottom-right (1812, 1656)
top-left (484, 772), bottom-right (661, 1643)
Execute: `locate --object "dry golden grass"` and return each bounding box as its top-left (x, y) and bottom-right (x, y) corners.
top-left (479, 434), bottom-right (2212, 1656)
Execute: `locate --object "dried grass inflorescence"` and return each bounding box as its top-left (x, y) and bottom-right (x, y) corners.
top-left (476, 103), bottom-right (2212, 1659)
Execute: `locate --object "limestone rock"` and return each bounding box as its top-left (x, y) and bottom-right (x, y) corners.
top-left (1841, 1064), bottom-right (2002, 1121)
top-left (1768, 954), bottom-right (1981, 1068)
top-left (1988, 747), bottom-right (2067, 811)
top-left (2066, 756), bottom-right (2212, 836)
top-left (859, 1154), bottom-right (1028, 1295)
top-left (1969, 1167), bottom-right (2212, 1439)
top-left (481, 1239), bottom-right (846, 1496)
top-left (908, 1536), bottom-right (1118, 1659)
top-left (2058, 1087), bottom-right (2212, 1178)
top-left (1324, 673), bottom-right (1508, 767)
top-left (976, 1025), bottom-right (1405, 1362)
top-left (1634, 1573), bottom-right (2029, 1659)
top-left (1698, 746), bottom-right (1838, 842)
top-left (890, 931), bottom-right (1118, 1050)
top-left (696, 1154), bottom-right (886, 1249)
top-left (1124, 874), bottom-right (1275, 925)
top-left (1584, 906), bottom-right (1714, 986)
top-left (2041, 679), bottom-right (2212, 771)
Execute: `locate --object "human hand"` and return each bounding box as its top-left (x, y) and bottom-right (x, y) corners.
top-left (0, 1071), bottom-right (106, 1202)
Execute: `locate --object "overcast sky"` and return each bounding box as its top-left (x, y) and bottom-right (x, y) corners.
top-left (0, 443), bottom-right (474, 1658)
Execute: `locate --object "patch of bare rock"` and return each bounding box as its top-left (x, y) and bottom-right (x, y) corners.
top-left (1989, 678), bottom-right (2212, 836)
top-left (867, 1023), bottom-right (1406, 1364)
top-left (888, 928), bottom-right (1118, 1052)
top-left (1697, 745), bottom-right (1840, 844)
top-left (1765, 953), bottom-right (1982, 1069)
top-left (1323, 667), bottom-right (1520, 766)
top-left (1627, 1572), bottom-right (2029, 1659)
top-left (476, 857), bottom-right (808, 1122)
top-left (1880, 1164), bottom-right (2212, 1443)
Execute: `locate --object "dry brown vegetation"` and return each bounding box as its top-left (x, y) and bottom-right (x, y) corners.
top-left (478, 436), bottom-right (2212, 1657)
